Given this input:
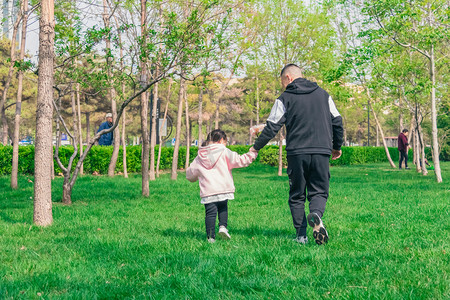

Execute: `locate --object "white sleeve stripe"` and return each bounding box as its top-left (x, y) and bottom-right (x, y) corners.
top-left (328, 96), bottom-right (340, 117)
top-left (267, 99), bottom-right (286, 124)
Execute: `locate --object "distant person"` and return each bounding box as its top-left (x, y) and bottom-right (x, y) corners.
top-left (253, 64), bottom-right (344, 245)
top-left (97, 113), bottom-right (114, 146)
top-left (186, 129), bottom-right (258, 243)
top-left (398, 129), bottom-right (409, 169)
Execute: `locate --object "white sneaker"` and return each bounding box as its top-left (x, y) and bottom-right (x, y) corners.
top-left (207, 238), bottom-right (215, 243)
top-left (307, 213), bottom-right (329, 245)
top-left (218, 226), bottom-right (231, 240)
top-left (294, 236), bottom-right (308, 244)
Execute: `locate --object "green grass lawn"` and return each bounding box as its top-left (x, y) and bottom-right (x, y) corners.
top-left (1, 163), bottom-right (449, 299)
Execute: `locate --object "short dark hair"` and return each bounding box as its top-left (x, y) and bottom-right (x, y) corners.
top-left (202, 129), bottom-right (227, 146)
top-left (280, 64), bottom-right (301, 77)
top-left (402, 129), bottom-right (409, 133)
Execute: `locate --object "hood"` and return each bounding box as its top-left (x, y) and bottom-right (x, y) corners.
top-left (197, 144), bottom-right (226, 170)
top-left (285, 77), bottom-right (319, 95)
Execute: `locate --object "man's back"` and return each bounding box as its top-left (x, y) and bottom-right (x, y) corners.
top-left (98, 122), bottom-right (113, 146)
top-left (254, 77), bottom-right (343, 155)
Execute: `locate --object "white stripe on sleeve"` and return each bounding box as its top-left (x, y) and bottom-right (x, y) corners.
top-left (328, 96), bottom-right (340, 117)
top-left (267, 99), bottom-right (286, 124)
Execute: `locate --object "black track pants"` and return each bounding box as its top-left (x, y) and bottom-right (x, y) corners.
top-left (204, 200), bottom-right (228, 239)
top-left (287, 154), bottom-right (330, 237)
top-left (399, 150), bottom-right (408, 168)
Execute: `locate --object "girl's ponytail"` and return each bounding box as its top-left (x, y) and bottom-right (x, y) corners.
top-left (202, 129), bottom-right (227, 146)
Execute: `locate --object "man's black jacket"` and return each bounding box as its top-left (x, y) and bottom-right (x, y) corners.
top-left (254, 77), bottom-right (344, 156)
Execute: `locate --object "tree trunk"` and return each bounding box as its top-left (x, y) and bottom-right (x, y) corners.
top-left (86, 112), bottom-right (91, 145)
top-left (185, 87), bottom-right (190, 169)
top-left (2, 109), bottom-right (9, 145)
top-left (414, 128), bottom-right (420, 172)
top-left (171, 77), bottom-right (185, 180)
top-left (419, 124), bottom-right (428, 176)
top-left (249, 119), bottom-right (253, 145)
top-left (399, 93), bottom-right (403, 133)
top-left (62, 181), bottom-right (72, 205)
top-left (376, 125), bottom-right (380, 147)
top-left (429, 46), bottom-right (442, 182)
top-left (113, 14), bottom-right (127, 178)
top-left (104, 0), bottom-right (120, 177)
top-left (34, 0), bottom-right (55, 226)
top-left (256, 74), bottom-right (260, 124)
top-left (150, 81), bottom-right (158, 181)
top-left (76, 83), bottom-right (83, 175)
top-left (214, 100), bottom-right (219, 129)
top-left (140, 0), bottom-right (149, 195)
top-left (11, 0), bottom-right (28, 189)
top-left (0, 13), bottom-right (22, 141)
top-left (278, 130), bottom-right (283, 176)
top-left (198, 83), bottom-right (204, 145)
top-left (407, 117), bottom-right (414, 145)
top-left (366, 91), bottom-right (396, 168)
top-left (157, 102), bottom-right (169, 177)
top-left (122, 100), bottom-right (128, 178)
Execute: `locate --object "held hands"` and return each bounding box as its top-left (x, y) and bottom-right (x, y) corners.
top-left (331, 149), bottom-right (342, 160)
top-left (249, 146), bottom-right (259, 153)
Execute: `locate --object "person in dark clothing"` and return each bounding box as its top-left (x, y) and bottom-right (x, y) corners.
top-left (97, 113), bottom-right (114, 146)
top-left (253, 64), bottom-right (344, 245)
top-left (398, 129), bottom-right (409, 169)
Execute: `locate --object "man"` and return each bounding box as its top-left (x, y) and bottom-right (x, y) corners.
top-left (398, 129), bottom-right (409, 169)
top-left (253, 64), bottom-right (343, 245)
top-left (97, 113), bottom-right (114, 146)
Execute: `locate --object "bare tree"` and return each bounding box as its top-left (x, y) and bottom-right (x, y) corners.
top-left (156, 78), bottom-right (172, 177)
top-left (76, 83), bottom-right (83, 175)
top-left (11, 0), bottom-right (29, 189)
top-left (171, 76), bottom-right (185, 180)
top-left (140, 0), bottom-right (150, 195)
top-left (104, 0), bottom-right (120, 177)
top-left (149, 5), bottom-right (164, 181)
top-left (113, 13), bottom-right (128, 178)
top-left (34, 0), bottom-right (55, 226)
top-left (185, 82), bottom-right (191, 169)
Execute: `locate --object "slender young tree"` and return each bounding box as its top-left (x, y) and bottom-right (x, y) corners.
top-left (11, 0), bottom-right (29, 189)
top-left (0, 10), bottom-right (23, 144)
top-left (156, 78), bottom-right (172, 177)
top-left (104, 0), bottom-right (120, 177)
top-left (140, 0), bottom-right (150, 195)
top-left (171, 75), bottom-right (185, 180)
top-left (76, 83), bottom-right (83, 175)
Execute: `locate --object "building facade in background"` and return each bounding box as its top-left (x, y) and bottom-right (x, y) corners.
top-left (1, 0), bottom-right (20, 40)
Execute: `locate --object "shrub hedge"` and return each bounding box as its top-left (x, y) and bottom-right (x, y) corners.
top-left (0, 144), bottom-right (438, 176)
top-left (258, 145), bottom-right (418, 167)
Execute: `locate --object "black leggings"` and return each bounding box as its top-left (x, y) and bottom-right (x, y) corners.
top-left (204, 200), bottom-right (228, 239)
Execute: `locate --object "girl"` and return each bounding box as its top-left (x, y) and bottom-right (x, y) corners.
top-left (186, 129), bottom-right (258, 243)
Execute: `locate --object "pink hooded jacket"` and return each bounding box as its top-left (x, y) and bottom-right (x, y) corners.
top-left (186, 144), bottom-right (258, 198)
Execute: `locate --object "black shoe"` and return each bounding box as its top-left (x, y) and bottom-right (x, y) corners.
top-left (307, 213), bottom-right (328, 245)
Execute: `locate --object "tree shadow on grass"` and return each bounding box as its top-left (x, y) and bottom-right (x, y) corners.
top-left (231, 226), bottom-right (293, 239)
top-left (158, 225), bottom-right (293, 240)
top-left (158, 228), bottom-right (205, 241)
top-left (0, 211), bottom-right (29, 224)
top-left (242, 175), bottom-right (287, 182)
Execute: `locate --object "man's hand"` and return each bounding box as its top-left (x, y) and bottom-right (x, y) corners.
top-left (249, 146), bottom-right (258, 152)
top-left (331, 149), bottom-right (342, 160)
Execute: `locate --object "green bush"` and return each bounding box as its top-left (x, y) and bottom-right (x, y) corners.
top-left (0, 145), bottom-right (202, 176)
top-left (258, 145), bottom-right (416, 167)
top-left (0, 144), bottom-right (444, 176)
